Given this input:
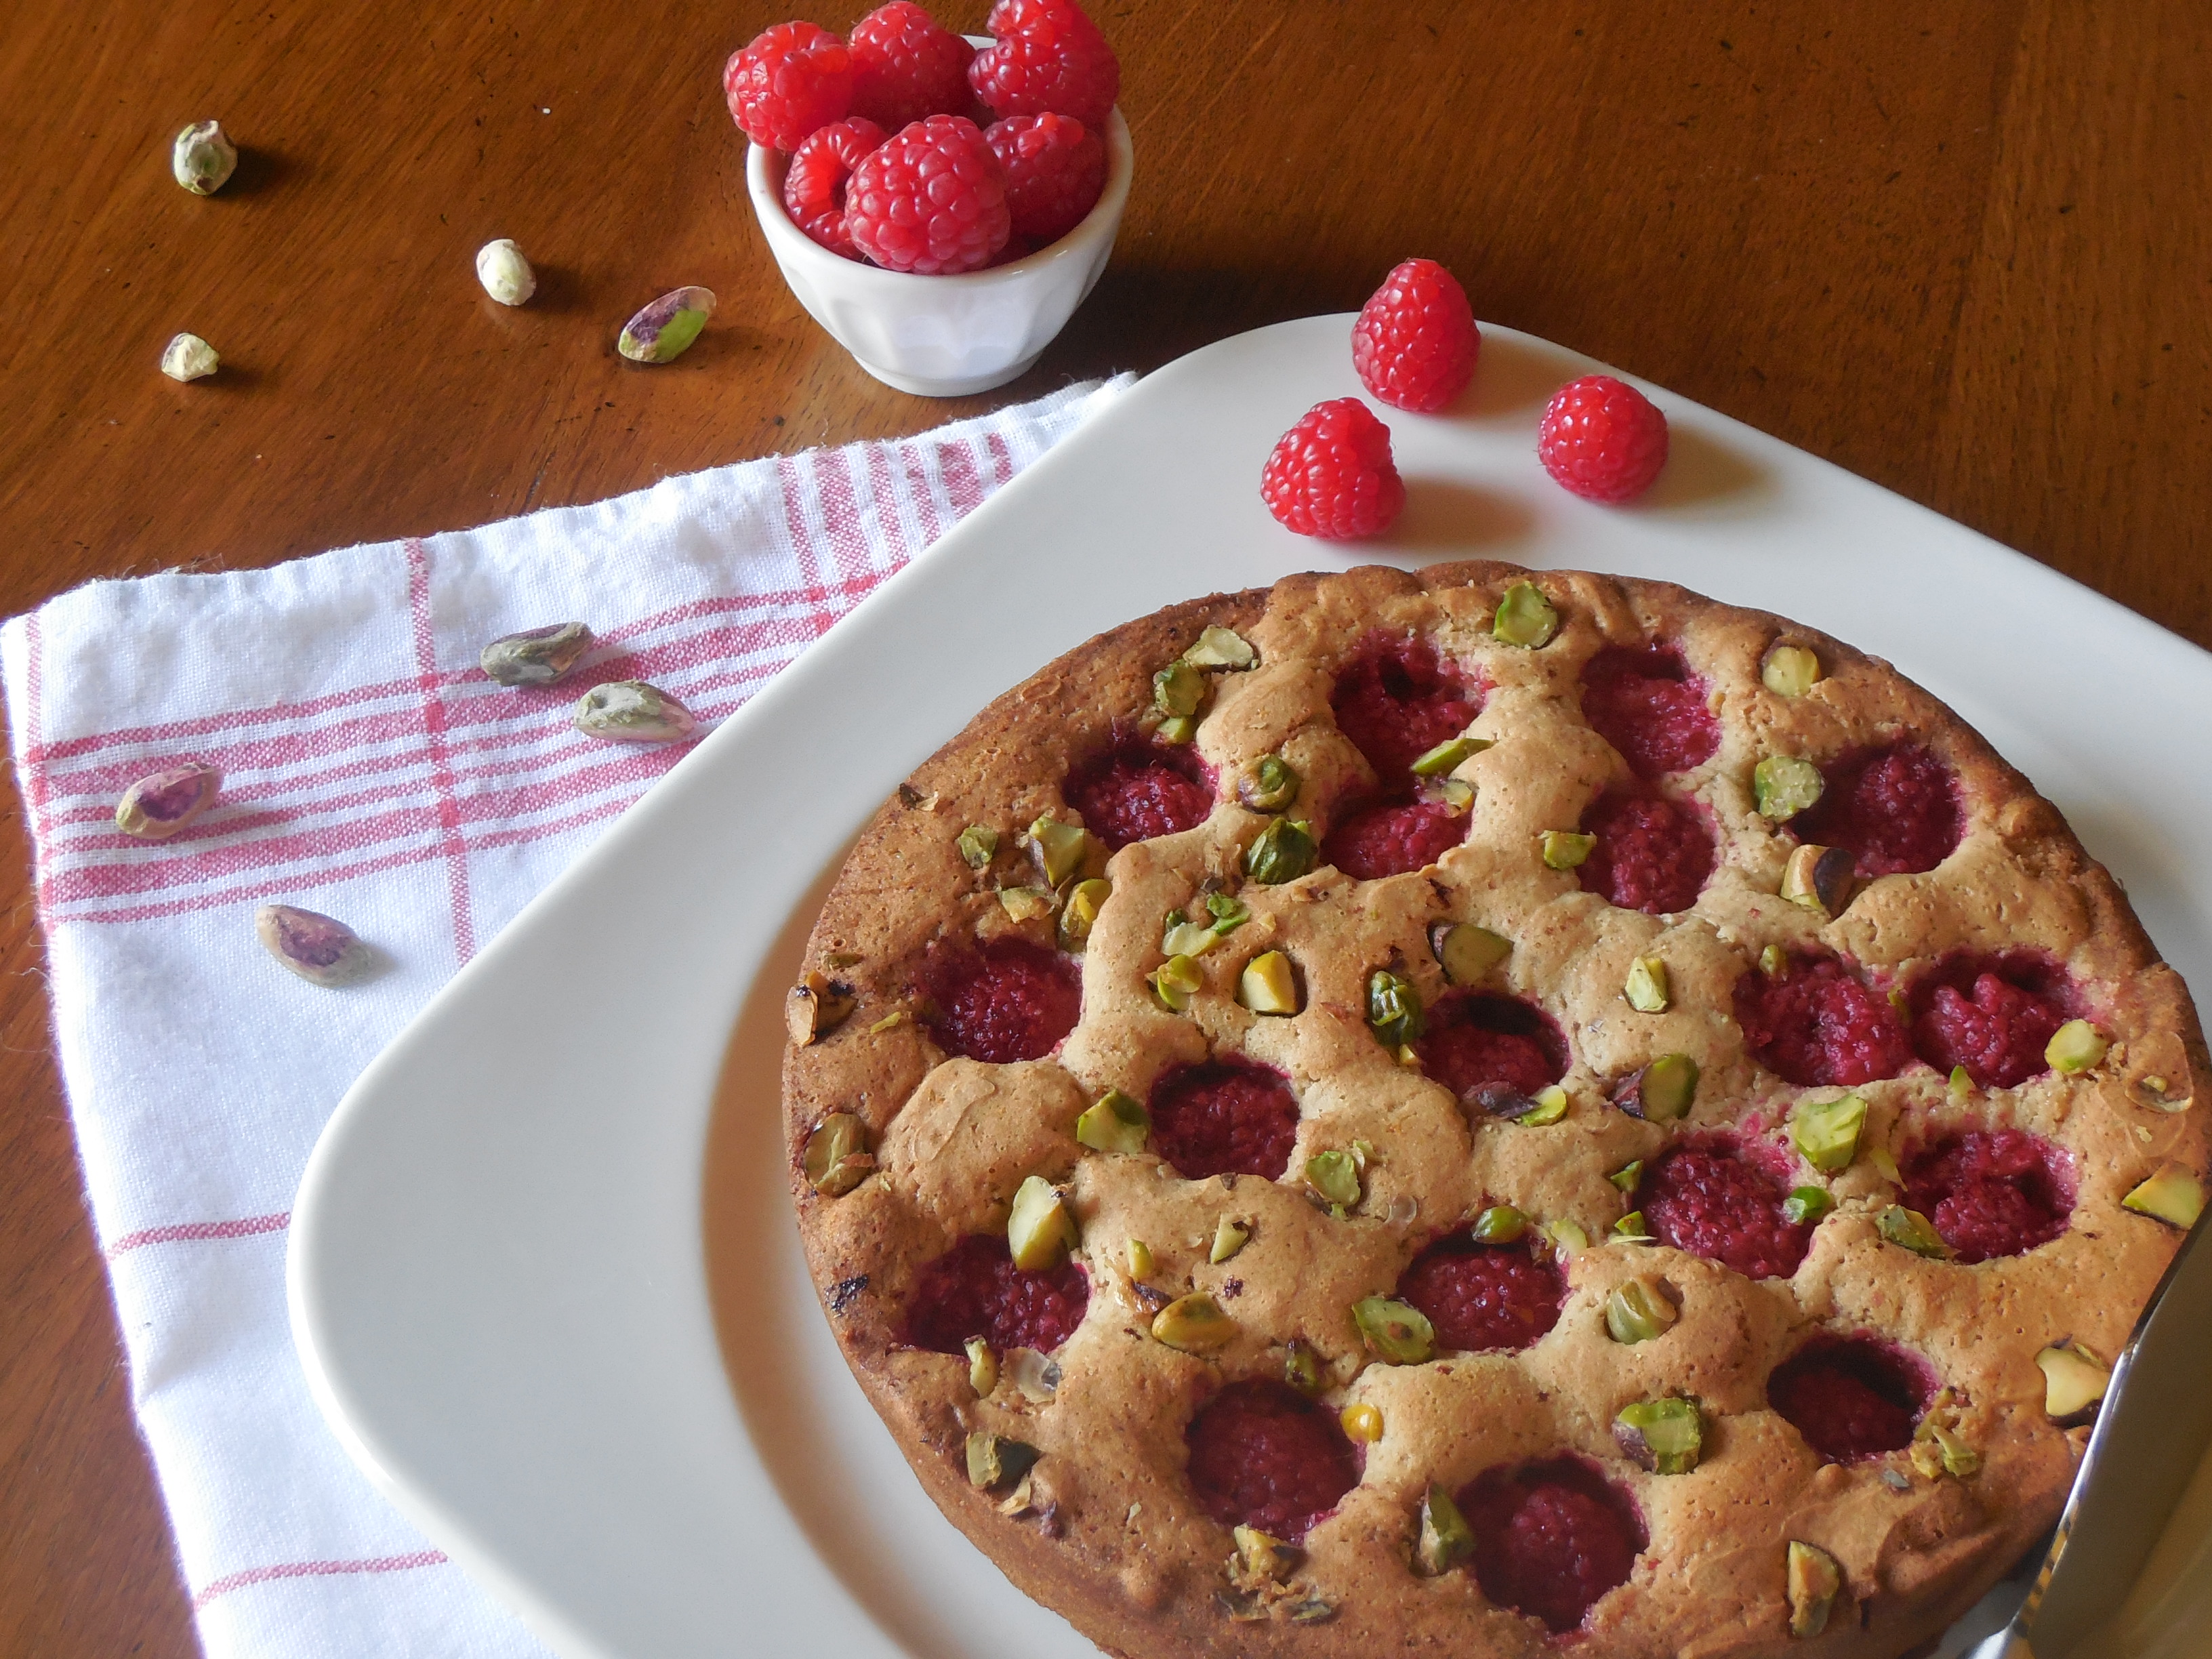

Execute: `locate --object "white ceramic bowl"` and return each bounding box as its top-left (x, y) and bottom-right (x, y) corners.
top-left (746, 102), bottom-right (1133, 396)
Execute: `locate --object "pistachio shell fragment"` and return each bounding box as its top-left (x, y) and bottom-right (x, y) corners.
top-left (1152, 1292), bottom-right (1235, 1352)
top-left (1762, 643), bottom-right (1824, 697)
top-left (787, 969), bottom-right (857, 1044)
top-left (1791, 1094), bottom-right (1866, 1174)
top-left (1007, 1174), bottom-right (1079, 1269)
top-left (1340, 1401), bottom-right (1384, 1441)
top-left (2036, 1343), bottom-right (2110, 1419)
top-left (574, 679), bottom-right (698, 741)
top-left (1473, 1205), bottom-right (1528, 1244)
top-left (1151, 953), bottom-right (1204, 1012)
top-left (1755, 756), bottom-right (1825, 820)
top-left (1492, 581), bottom-right (1560, 648)
top-left (1786, 1541), bottom-right (1843, 1638)
top-left (1624, 956), bottom-right (1671, 1012)
top-left (1240, 949), bottom-right (1301, 1015)
top-left (171, 119), bottom-right (238, 194)
top-left (1244, 817), bottom-right (1317, 884)
top-left (254, 903), bottom-right (377, 986)
top-left (1367, 969), bottom-right (1425, 1048)
top-left (115, 760), bottom-right (221, 839)
top-left (1782, 1185), bottom-right (1834, 1225)
top-left (1415, 1483), bottom-right (1475, 1576)
top-left (1183, 626), bottom-right (1257, 670)
top-left (1284, 1338), bottom-right (1324, 1395)
top-left (1076, 1088), bottom-right (1150, 1153)
top-left (1306, 1151), bottom-right (1361, 1210)
top-left (161, 332), bottom-right (220, 382)
top-left (2123, 1161), bottom-right (2205, 1229)
top-left (966, 1337), bottom-right (998, 1395)
top-left (1877, 1205), bottom-right (1950, 1258)
top-left (1782, 843), bottom-right (1857, 918)
top-left (802, 1113), bottom-right (874, 1196)
top-left (1354, 1296), bottom-right (1435, 1364)
top-left (1518, 1084), bottom-right (1570, 1126)
top-left (1619, 1054), bottom-right (1699, 1121)
top-left (618, 286), bottom-right (715, 363)
top-left (1604, 1277), bottom-right (1678, 1345)
top-left (1237, 754), bottom-right (1300, 813)
top-left (957, 825), bottom-right (1000, 869)
top-left (1232, 1525), bottom-right (1299, 1582)
top-left (480, 621), bottom-right (593, 686)
top-left (1540, 830), bottom-right (1596, 869)
top-left (1210, 1216), bottom-right (1250, 1263)
top-left (2047, 1019), bottom-right (2109, 1074)
top-left (1614, 1397), bottom-right (1704, 1474)
top-left (1431, 921), bottom-right (1511, 985)
top-left (1411, 736), bottom-right (1490, 776)
top-left (1058, 877), bottom-right (1110, 949)
top-left (966, 1432), bottom-right (1040, 1491)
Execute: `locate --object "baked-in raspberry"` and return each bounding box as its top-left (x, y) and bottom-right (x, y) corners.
top-left (1458, 1457), bottom-right (1643, 1634)
top-left (1790, 743), bottom-right (1961, 878)
top-left (1414, 991), bottom-right (1568, 1109)
top-left (983, 113), bottom-right (1107, 244)
top-left (1330, 634), bottom-right (1481, 779)
top-left (922, 937), bottom-right (1080, 1063)
top-left (848, 1), bottom-right (975, 130)
top-left (1351, 258), bottom-right (1480, 413)
top-left (781, 117), bottom-right (888, 258)
top-left (1538, 374), bottom-right (1670, 504)
top-left (1185, 1379), bottom-right (1359, 1541)
top-left (844, 115), bottom-right (1011, 274)
top-left (1578, 643), bottom-right (1720, 778)
top-left (1063, 735), bottom-right (1214, 851)
top-left (1642, 1141), bottom-right (1812, 1279)
top-left (1260, 399), bottom-right (1406, 540)
top-left (968, 0), bottom-right (1121, 127)
top-left (1149, 1057), bottom-right (1300, 1181)
top-left (1767, 1334), bottom-right (1933, 1462)
top-left (901, 1233), bottom-right (1088, 1354)
top-left (1321, 798), bottom-right (1465, 880)
top-left (1902, 1130), bottom-right (2074, 1263)
top-left (1578, 787), bottom-right (1715, 914)
top-left (724, 22), bottom-right (855, 152)
top-left (1735, 950), bottom-right (1912, 1087)
top-left (1397, 1233), bottom-right (1565, 1352)
top-left (1907, 952), bottom-right (2074, 1089)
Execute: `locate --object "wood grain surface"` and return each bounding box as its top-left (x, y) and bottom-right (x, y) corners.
top-left (3, 0), bottom-right (2206, 1652)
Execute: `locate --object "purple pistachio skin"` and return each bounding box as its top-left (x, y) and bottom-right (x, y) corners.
top-left (480, 621), bottom-right (594, 687)
top-left (254, 903), bottom-right (377, 987)
top-left (616, 287), bottom-right (714, 363)
top-left (115, 761), bottom-right (222, 840)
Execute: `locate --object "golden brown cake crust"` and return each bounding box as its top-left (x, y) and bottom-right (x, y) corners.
top-left (779, 561), bottom-right (2208, 1659)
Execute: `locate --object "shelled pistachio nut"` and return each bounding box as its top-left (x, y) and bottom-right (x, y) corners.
top-left (1604, 1276), bottom-right (1678, 1345)
top-left (1353, 1296), bottom-right (1435, 1364)
top-left (115, 760), bottom-right (221, 839)
top-left (1492, 581), bottom-right (1560, 647)
top-left (1151, 1292), bottom-right (1235, 1352)
top-left (1075, 1088), bottom-right (1149, 1153)
top-left (1006, 1174), bottom-right (1079, 1269)
top-left (998, 885), bottom-right (1054, 922)
top-left (1239, 949), bottom-right (1300, 1015)
top-left (1431, 920), bottom-right (1511, 984)
top-left (1236, 753), bottom-right (1300, 813)
top-left (1473, 1204), bottom-right (1528, 1244)
top-left (573, 680), bottom-right (697, 741)
top-left (171, 120), bottom-right (238, 194)
top-left (1614, 1397), bottom-right (1704, 1474)
top-left (1539, 830), bottom-right (1595, 869)
top-left (1150, 954), bottom-right (1204, 1012)
top-left (1366, 969), bottom-right (1425, 1048)
top-left (1518, 1084), bottom-right (1570, 1126)
top-left (2122, 1161), bottom-right (2205, 1229)
top-left (786, 970), bottom-right (857, 1044)
top-left (1244, 816), bottom-right (1317, 884)
top-left (1790, 1094), bottom-right (1866, 1174)
top-left (1058, 878), bottom-right (1110, 950)
top-left (1209, 1216), bottom-right (1250, 1263)
top-left (475, 238), bottom-right (537, 306)
top-left (1152, 658), bottom-right (1206, 721)
top-left (964, 1336), bottom-right (998, 1396)
top-left (1410, 735), bottom-right (1490, 776)
top-left (956, 825), bottom-right (999, 869)
top-left (1610, 1210), bottom-right (1654, 1244)
top-left (1283, 1338), bottom-right (1324, 1395)
top-left (801, 1113), bottom-right (873, 1197)
top-left (1231, 1524), bottom-right (1298, 1582)
top-left (1125, 1237), bottom-right (1154, 1279)
top-left (2047, 1019), bottom-right (2109, 1074)
top-left (1624, 955), bottom-right (1671, 1012)
top-left (1754, 756), bottom-right (1825, 820)
top-left (1183, 625), bottom-right (1257, 669)
top-left (1027, 817), bottom-right (1090, 887)
top-left (1782, 1185), bottom-right (1834, 1225)
top-left (1761, 642), bottom-right (1823, 697)
top-left (2035, 1342), bottom-right (2110, 1420)
top-left (1877, 1206), bottom-right (1950, 1258)
top-left (480, 621), bottom-right (593, 686)
top-left (161, 332), bottom-right (220, 382)
top-left (1618, 1054), bottom-right (1698, 1121)
top-left (1414, 1483), bottom-right (1475, 1576)
top-left (965, 1432), bottom-right (1040, 1491)
top-left (1782, 843), bottom-right (1856, 918)
top-left (1305, 1149), bottom-right (1362, 1210)
top-left (617, 287), bottom-right (715, 363)
top-left (255, 903), bottom-right (377, 986)
top-left (1786, 1541), bottom-right (1843, 1638)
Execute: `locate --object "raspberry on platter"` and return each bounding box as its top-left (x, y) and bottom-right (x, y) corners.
top-left (1352, 258), bottom-right (1480, 413)
top-left (969, 0), bottom-right (1121, 127)
top-left (985, 113), bottom-right (1107, 245)
top-left (1260, 398), bottom-right (1405, 539)
top-left (1537, 373), bottom-right (1670, 502)
top-left (782, 118), bottom-right (888, 259)
top-left (724, 21), bottom-right (855, 152)
top-left (846, 115), bottom-right (1012, 274)
top-left (849, 1), bottom-right (975, 130)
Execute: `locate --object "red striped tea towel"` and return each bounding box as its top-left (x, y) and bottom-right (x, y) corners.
top-left (0, 375), bottom-right (1128, 1659)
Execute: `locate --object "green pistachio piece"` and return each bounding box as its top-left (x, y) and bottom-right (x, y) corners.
top-left (1753, 756), bottom-right (1825, 820)
top-left (1126, 1237), bottom-right (1155, 1279)
top-left (1076, 1088), bottom-right (1151, 1154)
top-left (1431, 921), bottom-right (1512, 984)
top-left (1354, 1296), bottom-right (1436, 1364)
top-left (802, 1113), bottom-right (874, 1197)
top-left (480, 621), bottom-right (593, 687)
top-left (786, 969), bottom-right (857, 1045)
top-left (1782, 1186), bottom-right (1834, 1225)
top-left (1614, 1397), bottom-right (1704, 1474)
top-left (1367, 969), bottom-right (1426, 1048)
top-left (1152, 1292), bottom-right (1235, 1352)
top-left (1410, 736), bottom-right (1491, 776)
top-left (1786, 1540), bottom-right (1843, 1638)
top-left (2047, 1019), bottom-right (2109, 1074)
top-left (2036, 1343), bottom-right (2110, 1419)
top-left (1431, 775), bottom-right (1475, 813)
top-left (1473, 1205), bottom-right (1528, 1244)
top-left (1058, 877), bottom-right (1111, 950)
top-left (1283, 1338), bottom-right (1326, 1395)
top-left (1244, 817), bottom-right (1318, 884)
top-left (161, 331), bottom-right (220, 382)
top-left (1761, 643), bottom-right (1823, 698)
top-left (1611, 1210), bottom-right (1654, 1244)
top-left (998, 885), bottom-right (1055, 922)
top-left (1877, 1205), bottom-right (1951, 1258)
top-left (1544, 1218), bottom-right (1592, 1256)
top-left (1624, 956), bottom-right (1671, 1012)
top-left (1007, 1174), bottom-right (1080, 1269)
top-left (1153, 659), bottom-right (1208, 721)
top-left (1620, 1054), bottom-right (1699, 1121)
top-left (1232, 1523), bottom-right (1299, 1582)
top-left (1760, 943), bottom-right (1788, 977)
top-left (618, 285), bottom-right (716, 363)
top-left (1782, 843), bottom-right (1857, 919)
top-left (1610, 1160), bottom-right (1645, 1195)
top-left (171, 119), bottom-right (239, 195)
top-left (957, 825), bottom-right (1000, 869)
top-left (1492, 581), bottom-right (1561, 648)
top-left (1162, 918), bottom-right (1221, 957)
top-left (1604, 1277), bottom-right (1679, 1345)
top-left (1285, 1595), bottom-right (1336, 1624)
top-left (1307, 1151), bottom-right (1363, 1209)
top-left (1204, 890), bottom-right (1251, 933)
top-left (1156, 714), bottom-right (1198, 744)
top-left (1236, 754), bottom-right (1300, 813)
top-left (476, 237), bottom-right (536, 306)
top-left (1210, 1216), bottom-right (1251, 1263)
top-left (1540, 830), bottom-right (1596, 869)
top-left (1923, 1422), bottom-right (1980, 1479)
top-left (1949, 1064), bottom-right (1973, 1101)
top-left (1518, 1084), bottom-right (1570, 1126)
top-left (2123, 1162), bottom-right (2206, 1229)
top-left (1028, 817), bottom-right (1091, 887)
top-left (966, 1432), bottom-right (1041, 1491)
top-left (1151, 954), bottom-right (1204, 1012)
top-left (1415, 1483), bottom-right (1476, 1576)
top-left (2131, 1074), bottom-right (2194, 1112)
top-left (1239, 949), bottom-right (1300, 1014)
top-left (1791, 1094), bottom-right (1867, 1174)
top-left (574, 680), bottom-right (698, 742)
top-left (1183, 626), bottom-right (1258, 670)
top-left (966, 1337), bottom-right (999, 1396)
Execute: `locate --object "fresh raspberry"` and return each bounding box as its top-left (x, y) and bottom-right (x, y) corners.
top-left (1735, 951), bottom-right (1912, 1088)
top-left (1260, 399), bottom-right (1406, 540)
top-left (848, 1), bottom-right (975, 130)
top-left (1321, 798), bottom-right (1464, 880)
top-left (1767, 1335), bottom-right (1933, 1462)
top-left (1414, 991), bottom-right (1568, 1109)
top-left (1902, 1130), bottom-right (2074, 1263)
top-left (1185, 1380), bottom-right (1359, 1541)
top-left (1537, 374), bottom-right (1670, 504)
top-left (1063, 736), bottom-right (1214, 851)
top-left (844, 115), bottom-right (1011, 274)
top-left (781, 117), bottom-right (888, 258)
top-left (968, 0), bottom-right (1121, 128)
top-left (901, 1233), bottom-right (1088, 1354)
top-left (1458, 1457), bottom-right (1643, 1634)
top-left (1578, 787), bottom-right (1715, 914)
top-left (1791, 743), bottom-right (1962, 878)
top-left (1397, 1233), bottom-right (1565, 1352)
top-left (922, 937), bottom-right (1080, 1063)
top-left (1351, 258), bottom-right (1481, 413)
top-left (1642, 1142), bottom-right (1812, 1279)
top-left (1330, 634), bottom-right (1481, 779)
top-left (1907, 952), bottom-right (2074, 1088)
top-left (724, 22), bottom-right (855, 152)
top-left (1149, 1057), bottom-right (1300, 1181)
top-left (1578, 644), bottom-right (1720, 777)
top-left (983, 113), bottom-right (1107, 244)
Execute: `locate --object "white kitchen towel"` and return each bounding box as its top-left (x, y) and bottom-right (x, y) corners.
top-left (0, 373), bottom-right (1129, 1659)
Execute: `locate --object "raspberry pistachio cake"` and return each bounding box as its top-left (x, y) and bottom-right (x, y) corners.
top-left (780, 560), bottom-right (2207, 1658)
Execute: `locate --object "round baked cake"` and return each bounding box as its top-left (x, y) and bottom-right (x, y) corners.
top-left (780, 560), bottom-right (2207, 1658)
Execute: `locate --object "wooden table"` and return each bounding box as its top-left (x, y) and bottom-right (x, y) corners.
top-left (4, 0), bottom-right (2206, 1650)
